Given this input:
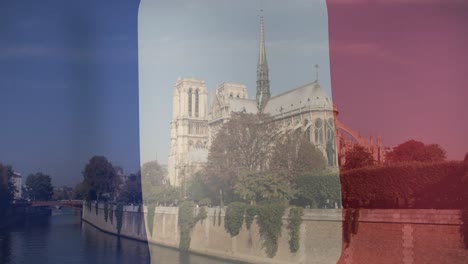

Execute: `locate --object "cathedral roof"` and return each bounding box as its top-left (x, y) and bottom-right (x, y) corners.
top-left (225, 98), bottom-right (257, 114)
top-left (263, 81), bottom-right (333, 116)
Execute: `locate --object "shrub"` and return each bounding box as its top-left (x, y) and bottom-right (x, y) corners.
top-left (104, 203), bottom-right (109, 222)
top-left (224, 202), bottom-right (247, 237)
top-left (256, 200), bottom-right (287, 258)
top-left (288, 207), bottom-right (304, 253)
top-left (178, 201), bottom-right (206, 251)
top-left (115, 203), bottom-right (124, 234)
top-left (146, 204), bottom-right (156, 237)
top-left (245, 205), bottom-right (257, 230)
top-left (109, 204), bottom-right (114, 224)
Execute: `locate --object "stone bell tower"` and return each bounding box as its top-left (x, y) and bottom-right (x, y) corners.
top-left (167, 78), bottom-right (208, 186)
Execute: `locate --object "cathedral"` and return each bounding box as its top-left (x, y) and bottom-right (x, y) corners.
top-left (167, 15), bottom-right (384, 186)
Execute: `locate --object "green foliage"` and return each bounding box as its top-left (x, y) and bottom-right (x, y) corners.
top-left (26, 172), bottom-right (54, 201)
top-left (146, 204), bottom-right (156, 237)
top-left (198, 207), bottom-right (207, 224)
top-left (270, 130), bottom-right (328, 178)
top-left (198, 198), bottom-right (211, 207)
top-left (341, 161), bottom-right (468, 208)
top-left (73, 182), bottom-right (88, 200)
top-left (386, 140), bottom-right (446, 163)
top-left (288, 207), bottom-right (304, 253)
top-left (104, 203), bottom-right (109, 222)
top-left (245, 205), bottom-right (257, 230)
top-left (224, 202), bottom-right (247, 237)
top-left (343, 145), bottom-right (374, 170)
top-left (205, 113), bottom-right (279, 203)
top-left (86, 200), bottom-right (92, 212)
top-left (118, 172), bottom-right (142, 204)
top-left (186, 172), bottom-right (212, 203)
top-left (109, 204), bottom-right (114, 224)
top-left (178, 201), bottom-right (206, 251)
top-left (295, 174), bottom-right (341, 208)
top-left (82, 156), bottom-right (118, 201)
top-left (115, 203), bottom-right (124, 235)
top-left (141, 160), bottom-right (178, 205)
top-left (256, 200), bottom-right (287, 258)
top-left (234, 172), bottom-right (296, 204)
top-left (0, 163), bottom-right (14, 217)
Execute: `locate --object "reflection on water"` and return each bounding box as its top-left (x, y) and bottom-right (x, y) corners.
top-left (0, 209), bottom-right (239, 264)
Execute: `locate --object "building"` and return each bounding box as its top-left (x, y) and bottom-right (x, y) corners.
top-left (11, 171), bottom-right (22, 200)
top-left (168, 15), bottom-right (384, 186)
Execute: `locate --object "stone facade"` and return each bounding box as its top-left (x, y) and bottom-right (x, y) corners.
top-left (167, 78), bottom-right (209, 186)
top-left (167, 15), bottom-right (385, 186)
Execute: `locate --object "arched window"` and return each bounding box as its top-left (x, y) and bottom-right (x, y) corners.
top-left (314, 118), bottom-right (324, 144)
top-left (188, 89), bottom-right (193, 117)
top-left (195, 89), bottom-right (199, 117)
top-left (306, 127), bottom-right (311, 142)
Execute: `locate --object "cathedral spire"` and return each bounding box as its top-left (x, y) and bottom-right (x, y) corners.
top-left (256, 11), bottom-right (270, 112)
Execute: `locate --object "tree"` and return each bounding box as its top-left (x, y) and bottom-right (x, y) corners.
top-left (141, 160), bottom-right (179, 205)
top-left (73, 182), bottom-right (88, 200)
top-left (52, 186), bottom-right (72, 201)
top-left (343, 145), bottom-right (374, 170)
top-left (386, 140), bottom-right (446, 163)
top-left (118, 172), bottom-right (143, 204)
top-left (82, 156), bottom-right (117, 201)
top-left (234, 171), bottom-right (296, 204)
top-left (186, 171), bottom-right (213, 203)
top-left (294, 173), bottom-right (341, 208)
top-left (205, 113), bottom-right (279, 201)
top-left (0, 163), bottom-right (15, 217)
top-left (270, 130), bottom-right (328, 179)
top-left (26, 173), bottom-right (54, 201)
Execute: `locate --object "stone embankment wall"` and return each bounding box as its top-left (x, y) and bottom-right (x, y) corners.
top-left (339, 210), bottom-right (468, 264)
top-left (82, 204), bottom-right (468, 264)
top-left (82, 204), bottom-right (342, 264)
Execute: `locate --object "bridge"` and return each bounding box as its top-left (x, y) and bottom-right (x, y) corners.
top-left (32, 200), bottom-right (83, 210)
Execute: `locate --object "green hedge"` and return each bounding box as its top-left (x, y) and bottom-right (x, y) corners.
top-left (341, 161), bottom-right (468, 209)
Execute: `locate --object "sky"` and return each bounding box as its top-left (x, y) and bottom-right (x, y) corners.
top-left (0, 0), bottom-right (141, 186)
top-left (327, 0), bottom-right (468, 160)
top-left (138, 0), bottom-right (332, 165)
top-left (1, 0), bottom-right (467, 186)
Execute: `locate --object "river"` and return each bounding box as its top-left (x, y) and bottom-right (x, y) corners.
top-left (0, 209), bottom-right (240, 264)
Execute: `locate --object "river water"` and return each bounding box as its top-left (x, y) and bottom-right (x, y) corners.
top-left (0, 209), bottom-right (239, 264)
